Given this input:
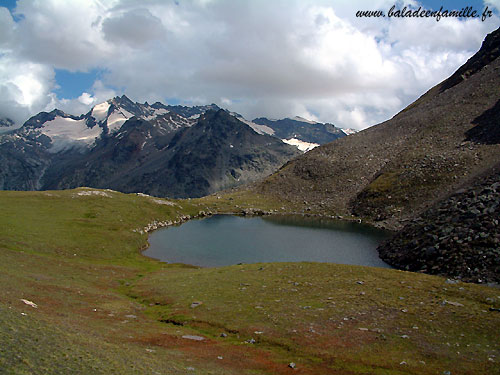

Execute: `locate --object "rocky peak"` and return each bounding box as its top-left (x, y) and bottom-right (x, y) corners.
top-left (108, 95), bottom-right (146, 116)
top-left (165, 103), bottom-right (221, 118)
top-left (21, 109), bottom-right (74, 130)
top-left (440, 26), bottom-right (500, 92)
top-left (111, 94), bottom-right (134, 106)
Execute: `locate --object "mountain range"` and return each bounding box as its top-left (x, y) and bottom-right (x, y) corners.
top-left (239, 115), bottom-right (347, 151)
top-left (0, 96), bottom-right (348, 197)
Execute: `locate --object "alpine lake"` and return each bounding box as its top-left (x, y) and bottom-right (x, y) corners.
top-left (145, 215), bottom-right (392, 268)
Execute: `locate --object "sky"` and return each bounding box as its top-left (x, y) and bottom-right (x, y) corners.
top-left (0, 0), bottom-right (498, 130)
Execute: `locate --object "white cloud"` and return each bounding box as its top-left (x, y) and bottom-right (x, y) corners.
top-left (51, 80), bottom-right (117, 116)
top-left (78, 92), bottom-right (95, 106)
top-left (0, 53), bottom-right (55, 124)
top-left (0, 0), bottom-right (498, 129)
top-left (102, 8), bottom-right (166, 47)
top-left (0, 7), bottom-right (15, 48)
top-left (13, 0), bottom-right (112, 70)
top-left (485, 0), bottom-right (500, 11)
top-left (220, 97), bottom-right (232, 106)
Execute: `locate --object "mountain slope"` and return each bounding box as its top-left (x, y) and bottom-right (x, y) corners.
top-left (42, 110), bottom-right (299, 198)
top-left (0, 96), bottom-right (195, 191)
top-left (0, 101), bottom-right (300, 198)
top-left (159, 110), bottom-right (300, 197)
top-left (252, 27), bottom-right (500, 230)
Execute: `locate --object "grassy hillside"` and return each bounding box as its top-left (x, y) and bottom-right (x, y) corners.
top-left (1, 189), bottom-right (499, 374)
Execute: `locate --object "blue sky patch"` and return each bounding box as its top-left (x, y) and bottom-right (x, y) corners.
top-left (2, 0), bottom-right (24, 21)
top-left (2, 0), bottom-right (17, 12)
top-left (54, 69), bottom-right (102, 99)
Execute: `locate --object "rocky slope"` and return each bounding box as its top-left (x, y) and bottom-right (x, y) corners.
top-left (243, 27), bottom-right (500, 283)
top-left (378, 164), bottom-right (500, 283)
top-left (252, 27), bottom-right (500, 231)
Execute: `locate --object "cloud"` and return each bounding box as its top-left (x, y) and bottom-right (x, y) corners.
top-left (0, 7), bottom-right (15, 48)
top-left (102, 8), bottom-right (166, 47)
top-left (485, 0), bottom-right (500, 11)
top-left (0, 52), bottom-right (56, 124)
top-left (78, 92), bottom-right (95, 106)
top-left (12, 0), bottom-right (110, 70)
top-left (0, 0), bottom-right (499, 129)
top-left (51, 80), bottom-right (117, 116)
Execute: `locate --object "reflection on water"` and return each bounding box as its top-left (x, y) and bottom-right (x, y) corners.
top-left (145, 215), bottom-right (392, 268)
top-left (263, 215), bottom-right (387, 234)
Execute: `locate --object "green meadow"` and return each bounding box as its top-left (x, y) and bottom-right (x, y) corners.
top-left (1, 188), bottom-right (498, 374)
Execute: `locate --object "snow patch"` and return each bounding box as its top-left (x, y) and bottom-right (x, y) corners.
top-left (341, 128), bottom-right (358, 135)
top-left (292, 116), bottom-right (318, 124)
top-left (282, 138), bottom-right (319, 152)
top-left (41, 116), bottom-right (102, 152)
top-left (239, 117), bottom-right (275, 135)
top-left (91, 101), bottom-right (110, 122)
top-left (142, 108), bottom-right (169, 121)
top-left (169, 117), bottom-right (193, 130)
top-left (107, 108), bottom-right (134, 133)
top-left (154, 108), bottom-right (168, 116)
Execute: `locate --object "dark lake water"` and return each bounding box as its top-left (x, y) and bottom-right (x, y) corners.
top-left (145, 215), bottom-right (392, 268)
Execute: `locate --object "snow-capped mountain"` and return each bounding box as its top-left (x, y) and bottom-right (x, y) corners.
top-left (251, 116), bottom-right (346, 151)
top-left (9, 95), bottom-right (348, 159)
top-left (0, 96), bottom-right (300, 197)
top-left (230, 113), bottom-right (276, 137)
top-left (16, 95), bottom-right (214, 154)
top-left (88, 95), bottom-right (218, 133)
top-left (229, 113), bottom-right (348, 152)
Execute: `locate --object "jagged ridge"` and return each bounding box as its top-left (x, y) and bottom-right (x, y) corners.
top-left (0, 100), bottom-right (301, 198)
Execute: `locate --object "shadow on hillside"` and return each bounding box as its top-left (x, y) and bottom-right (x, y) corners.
top-left (466, 98), bottom-right (500, 145)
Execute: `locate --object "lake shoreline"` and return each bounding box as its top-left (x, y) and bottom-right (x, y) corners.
top-left (143, 214), bottom-right (392, 268)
